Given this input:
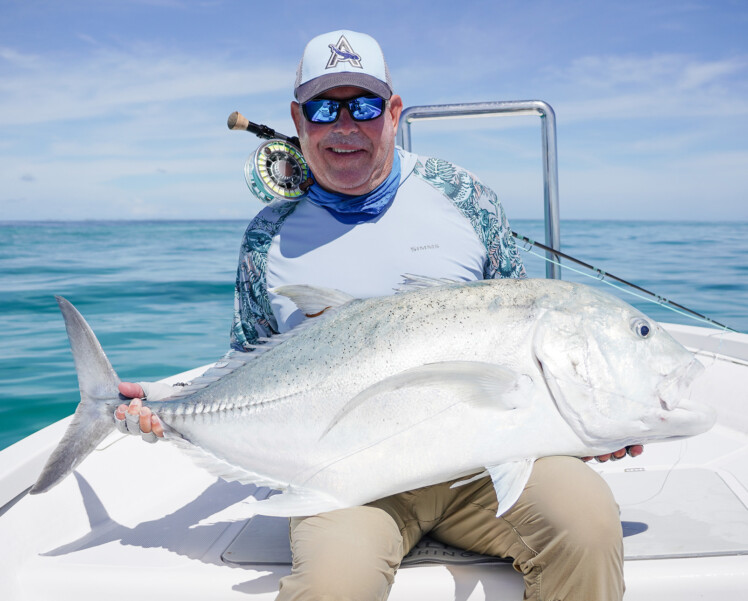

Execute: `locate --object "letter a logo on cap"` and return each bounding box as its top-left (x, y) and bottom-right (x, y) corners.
top-left (326, 35), bottom-right (363, 69)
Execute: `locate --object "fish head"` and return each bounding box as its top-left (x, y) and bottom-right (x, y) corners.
top-left (532, 283), bottom-right (716, 450)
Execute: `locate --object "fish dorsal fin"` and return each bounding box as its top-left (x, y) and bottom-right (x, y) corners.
top-left (323, 361), bottom-right (528, 438)
top-left (169, 307), bottom-right (337, 394)
top-left (271, 285), bottom-right (356, 317)
top-left (486, 459), bottom-right (535, 518)
top-left (395, 273), bottom-right (461, 294)
top-left (177, 350), bottom-right (257, 393)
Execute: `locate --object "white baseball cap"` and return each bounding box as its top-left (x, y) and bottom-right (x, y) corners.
top-left (294, 30), bottom-right (393, 103)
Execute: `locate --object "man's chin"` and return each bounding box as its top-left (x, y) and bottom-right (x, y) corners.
top-left (317, 170), bottom-right (375, 195)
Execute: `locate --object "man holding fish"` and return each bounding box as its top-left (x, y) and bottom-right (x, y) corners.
top-left (118, 30), bottom-right (640, 601)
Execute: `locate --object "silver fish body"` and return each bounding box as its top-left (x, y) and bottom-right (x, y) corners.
top-left (32, 278), bottom-right (716, 517)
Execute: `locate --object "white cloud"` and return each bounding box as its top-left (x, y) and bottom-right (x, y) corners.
top-left (0, 46), bottom-right (41, 69)
top-left (0, 44), bottom-right (292, 127)
top-left (547, 54), bottom-right (748, 121)
top-left (0, 36), bottom-right (299, 221)
top-left (678, 58), bottom-right (745, 90)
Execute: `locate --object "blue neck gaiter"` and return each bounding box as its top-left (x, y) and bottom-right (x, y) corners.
top-left (305, 150), bottom-right (401, 224)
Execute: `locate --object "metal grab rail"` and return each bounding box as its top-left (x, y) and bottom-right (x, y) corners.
top-left (396, 100), bottom-right (561, 279)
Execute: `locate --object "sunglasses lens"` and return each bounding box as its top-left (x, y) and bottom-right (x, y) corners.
top-left (302, 96), bottom-right (385, 123)
top-left (349, 96), bottom-right (384, 121)
top-left (303, 99), bottom-right (340, 123)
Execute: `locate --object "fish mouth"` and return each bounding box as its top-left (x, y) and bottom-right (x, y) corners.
top-left (655, 358), bottom-right (705, 411)
top-left (649, 358), bottom-right (716, 435)
top-left (537, 351), bottom-right (715, 444)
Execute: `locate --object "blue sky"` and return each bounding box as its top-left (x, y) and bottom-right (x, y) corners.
top-left (1, 0), bottom-right (747, 221)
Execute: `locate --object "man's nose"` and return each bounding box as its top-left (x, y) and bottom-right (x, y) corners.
top-left (332, 107), bottom-right (360, 134)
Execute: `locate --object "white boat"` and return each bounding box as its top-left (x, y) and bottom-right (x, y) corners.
top-left (1, 102), bottom-right (747, 600)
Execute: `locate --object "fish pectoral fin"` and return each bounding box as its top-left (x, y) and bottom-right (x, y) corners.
top-left (323, 361), bottom-right (527, 438)
top-left (487, 459), bottom-right (535, 518)
top-left (244, 489), bottom-right (345, 517)
top-left (271, 285), bottom-right (356, 317)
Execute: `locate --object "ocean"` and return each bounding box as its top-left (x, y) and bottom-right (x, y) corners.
top-left (1, 219), bottom-right (746, 451)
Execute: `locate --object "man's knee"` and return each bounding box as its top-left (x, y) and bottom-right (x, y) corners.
top-left (515, 457), bottom-right (624, 600)
top-left (278, 506), bottom-right (403, 601)
top-left (533, 456), bottom-right (622, 553)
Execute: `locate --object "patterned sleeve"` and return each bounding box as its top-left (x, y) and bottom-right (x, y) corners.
top-left (230, 204), bottom-right (297, 350)
top-left (477, 182), bottom-right (527, 281)
top-left (413, 156), bottom-right (526, 280)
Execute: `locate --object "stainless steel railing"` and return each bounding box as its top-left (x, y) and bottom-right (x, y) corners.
top-left (396, 100), bottom-right (561, 279)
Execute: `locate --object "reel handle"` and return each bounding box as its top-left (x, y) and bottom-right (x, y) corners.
top-left (227, 111), bottom-right (300, 147)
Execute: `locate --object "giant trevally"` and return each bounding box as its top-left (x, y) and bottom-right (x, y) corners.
top-left (31, 277), bottom-right (715, 517)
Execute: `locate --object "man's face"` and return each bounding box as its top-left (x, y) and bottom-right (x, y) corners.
top-left (291, 86), bottom-right (403, 195)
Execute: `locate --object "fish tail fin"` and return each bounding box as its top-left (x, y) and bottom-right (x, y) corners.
top-left (30, 297), bottom-right (121, 494)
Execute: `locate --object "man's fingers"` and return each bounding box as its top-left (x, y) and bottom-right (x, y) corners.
top-left (125, 411), bottom-right (141, 435)
top-left (126, 397), bottom-right (142, 415)
top-left (150, 414), bottom-right (164, 438)
top-left (115, 401), bottom-right (164, 441)
top-left (583, 445), bottom-right (644, 463)
top-left (113, 398), bottom-right (164, 441)
top-left (139, 407), bottom-right (153, 434)
top-left (115, 405), bottom-right (128, 433)
top-left (627, 445), bottom-right (644, 458)
top-left (140, 412), bottom-right (163, 442)
top-left (119, 381), bottom-right (145, 399)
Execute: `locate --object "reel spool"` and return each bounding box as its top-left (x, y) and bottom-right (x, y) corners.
top-left (244, 139), bottom-right (310, 204)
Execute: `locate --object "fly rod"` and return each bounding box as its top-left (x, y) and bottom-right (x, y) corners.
top-left (227, 111), bottom-right (301, 147)
top-left (512, 231), bottom-right (737, 333)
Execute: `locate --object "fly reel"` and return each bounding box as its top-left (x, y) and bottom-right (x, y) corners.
top-left (244, 139), bottom-right (311, 204)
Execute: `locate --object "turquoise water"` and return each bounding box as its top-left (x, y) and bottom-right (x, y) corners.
top-left (1, 219), bottom-right (746, 451)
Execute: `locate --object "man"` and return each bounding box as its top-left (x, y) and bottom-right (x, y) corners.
top-left (118, 30), bottom-right (638, 600)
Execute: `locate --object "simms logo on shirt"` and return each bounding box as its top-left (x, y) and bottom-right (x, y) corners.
top-left (326, 36), bottom-right (363, 69)
top-left (411, 244), bottom-right (440, 252)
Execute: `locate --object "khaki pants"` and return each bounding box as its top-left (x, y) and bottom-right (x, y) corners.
top-left (276, 456), bottom-right (624, 601)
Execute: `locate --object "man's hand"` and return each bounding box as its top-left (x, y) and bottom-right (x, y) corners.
top-left (115, 382), bottom-right (165, 442)
top-left (118, 381), bottom-right (145, 399)
top-left (582, 445), bottom-right (643, 463)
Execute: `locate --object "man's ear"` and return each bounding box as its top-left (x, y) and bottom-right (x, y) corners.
top-left (291, 101), bottom-right (303, 135)
top-left (388, 94), bottom-right (403, 131)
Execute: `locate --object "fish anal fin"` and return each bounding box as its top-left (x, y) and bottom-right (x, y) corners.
top-left (244, 489), bottom-right (345, 517)
top-left (169, 437), bottom-right (287, 490)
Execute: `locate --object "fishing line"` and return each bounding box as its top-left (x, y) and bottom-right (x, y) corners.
top-left (512, 232), bottom-right (740, 336)
top-left (616, 440), bottom-right (688, 508)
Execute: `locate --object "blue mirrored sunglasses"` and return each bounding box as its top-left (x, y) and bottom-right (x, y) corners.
top-left (301, 95), bottom-right (385, 124)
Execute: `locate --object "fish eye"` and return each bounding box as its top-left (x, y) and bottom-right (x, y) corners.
top-left (631, 318), bottom-right (653, 339)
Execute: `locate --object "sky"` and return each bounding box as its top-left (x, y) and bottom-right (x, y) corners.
top-left (1, 0), bottom-right (747, 222)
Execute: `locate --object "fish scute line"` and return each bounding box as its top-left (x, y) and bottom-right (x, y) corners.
top-left (157, 388), bottom-right (309, 420)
